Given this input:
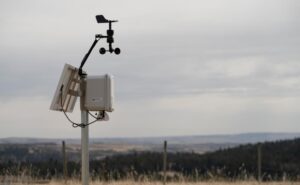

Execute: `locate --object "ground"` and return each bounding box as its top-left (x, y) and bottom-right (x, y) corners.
top-left (38, 181), bottom-right (300, 185)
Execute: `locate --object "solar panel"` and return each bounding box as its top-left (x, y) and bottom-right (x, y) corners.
top-left (50, 64), bottom-right (82, 112)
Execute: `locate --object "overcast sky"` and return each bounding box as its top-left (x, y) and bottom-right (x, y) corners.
top-left (0, 0), bottom-right (300, 138)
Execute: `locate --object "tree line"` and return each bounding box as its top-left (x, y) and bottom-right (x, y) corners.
top-left (0, 138), bottom-right (300, 181)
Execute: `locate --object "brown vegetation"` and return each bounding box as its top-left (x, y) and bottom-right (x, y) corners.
top-left (41, 180), bottom-right (300, 185)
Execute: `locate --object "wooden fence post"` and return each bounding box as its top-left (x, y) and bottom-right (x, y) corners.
top-left (163, 140), bottom-right (167, 185)
top-left (257, 143), bottom-right (262, 182)
top-left (62, 141), bottom-right (68, 183)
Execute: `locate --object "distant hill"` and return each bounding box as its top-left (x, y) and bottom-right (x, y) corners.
top-left (96, 137), bottom-right (300, 181)
top-left (1, 136), bottom-right (299, 181)
top-left (1, 132), bottom-right (300, 145)
top-left (0, 132), bottom-right (299, 163)
top-left (95, 132), bottom-right (300, 145)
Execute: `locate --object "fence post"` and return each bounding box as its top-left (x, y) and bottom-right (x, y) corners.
top-left (62, 141), bottom-right (68, 183)
top-left (257, 143), bottom-right (262, 182)
top-left (163, 140), bottom-right (167, 185)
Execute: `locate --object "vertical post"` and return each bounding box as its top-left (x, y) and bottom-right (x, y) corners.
top-left (80, 75), bottom-right (89, 185)
top-left (62, 141), bottom-right (68, 183)
top-left (257, 143), bottom-right (262, 183)
top-left (163, 140), bottom-right (167, 185)
top-left (81, 111), bottom-right (89, 185)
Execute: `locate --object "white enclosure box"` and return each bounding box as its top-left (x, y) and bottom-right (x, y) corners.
top-left (84, 75), bottom-right (114, 112)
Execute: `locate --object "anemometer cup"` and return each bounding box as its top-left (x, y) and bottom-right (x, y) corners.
top-left (99, 47), bottom-right (120, 55)
top-left (114, 48), bottom-right (121, 55)
top-left (99, 48), bottom-right (106, 54)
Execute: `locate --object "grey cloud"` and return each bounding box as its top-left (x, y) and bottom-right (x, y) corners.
top-left (1, 0), bottom-right (300, 137)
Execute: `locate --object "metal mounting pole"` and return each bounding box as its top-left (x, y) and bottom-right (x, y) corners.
top-left (80, 76), bottom-right (89, 185)
top-left (81, 111), bottom-right (89, 185)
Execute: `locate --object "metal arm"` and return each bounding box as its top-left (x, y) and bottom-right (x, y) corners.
top-left (78, 34), bottom-right (104, 76)
top-left (78, 15), bottom-right (120, 77)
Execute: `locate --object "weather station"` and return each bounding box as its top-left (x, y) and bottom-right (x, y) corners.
top-left (50, 15), bottom-right (120, 185)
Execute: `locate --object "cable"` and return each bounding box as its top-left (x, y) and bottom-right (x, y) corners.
top-left (59, 88), bottom-right (102, 128)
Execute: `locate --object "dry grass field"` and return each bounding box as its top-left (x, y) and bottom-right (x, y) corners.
top-left (24, 181), bottom-right (299, 185)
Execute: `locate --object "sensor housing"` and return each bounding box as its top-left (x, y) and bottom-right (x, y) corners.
top-left (84, 75), bottom-right (114, 112)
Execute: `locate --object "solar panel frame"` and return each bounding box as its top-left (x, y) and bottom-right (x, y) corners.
top-left (50, 63), bottom-right (82, 112)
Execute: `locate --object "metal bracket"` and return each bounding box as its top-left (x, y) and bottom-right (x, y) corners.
top-left (68, 89), bottom-right (82, 97)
